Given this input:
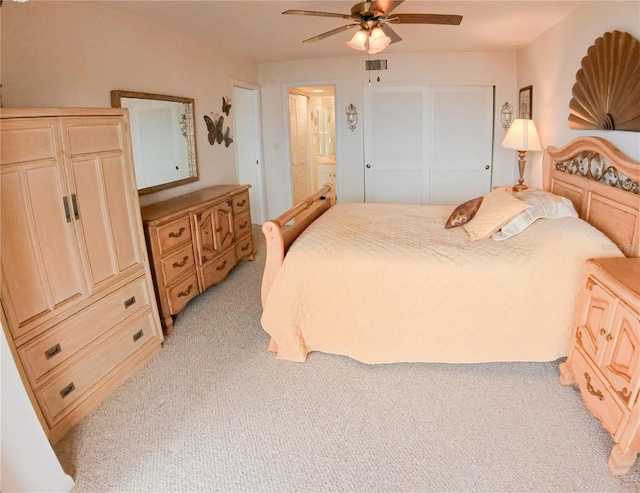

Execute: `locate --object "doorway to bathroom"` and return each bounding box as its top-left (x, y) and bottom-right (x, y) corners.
top-left (287, 85), bottom-right (336, 205)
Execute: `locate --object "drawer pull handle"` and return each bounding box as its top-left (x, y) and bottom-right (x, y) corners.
top-left (241, 244), bottom-right (250, 252)
top-left (215, 226), bottom-right (222, 233)
top-left (44, 343), bottom-right (62, 360)
top-left (239, 221), bottom-right (248, 229)
top-left (173, 256), bottom-right (189, 268)
top-left (132, 329), bottom-right (144, 342)
top-left (124, 296), bottom-right (136, 308)
top-left (584, 372), bottom-right (604, 401)
top-left (168, 227), bottom-right (185, 238)
top-left (216, 260), bottom-right (227, 271)
top-left (599, 328), bottom-right (606, 335)
top-left (60, 382), bottom-right (75, 399)
top-left (177, 284), bottom-right (193, 297)
top-left (236, 199), bottom-right (247, 207)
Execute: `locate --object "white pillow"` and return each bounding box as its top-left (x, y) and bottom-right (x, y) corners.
top-left (492, 189), bottom-right (578, 241)
top-left (463, 188), bottom-right (531, 241)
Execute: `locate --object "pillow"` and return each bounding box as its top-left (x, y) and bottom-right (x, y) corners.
top-left (463, 188), bottom-right (530, 241)
top-left (492, 189), bottom-right (578, 241)
top-left (444, 196), bottom-right (483, 229)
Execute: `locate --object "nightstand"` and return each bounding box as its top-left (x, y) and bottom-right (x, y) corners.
top-left (559, 257), bottom-right (640, 475)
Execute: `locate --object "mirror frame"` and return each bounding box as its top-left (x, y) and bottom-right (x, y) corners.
top-left (111, 90), bottom-right (199, 195)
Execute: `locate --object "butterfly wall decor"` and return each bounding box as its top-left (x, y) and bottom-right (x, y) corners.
top-left (222, 96), bottom-right (232, 116)
top-left (204, 112), bottom-right (233, 148)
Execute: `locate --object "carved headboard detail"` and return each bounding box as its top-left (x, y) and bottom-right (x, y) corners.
top-left (543, 136), bottom-right (640, 257)
top-left (555, 152), bottom-right (640, 195)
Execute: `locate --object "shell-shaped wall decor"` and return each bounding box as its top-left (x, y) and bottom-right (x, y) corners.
top-left (568, 30), bottom-right (640, 132)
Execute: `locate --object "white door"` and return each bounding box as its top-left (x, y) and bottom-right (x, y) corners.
top-left (288, 93), bottom-right (312, 205)
top-left (429, 86), bottom-right (494, 204)
top-left (233, 85), bottom-right (265, 224)
top-left (363, 86), bottom-right (430, 204)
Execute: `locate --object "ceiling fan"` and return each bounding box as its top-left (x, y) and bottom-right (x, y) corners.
top-left (283, 1), bottom-right (462, 54)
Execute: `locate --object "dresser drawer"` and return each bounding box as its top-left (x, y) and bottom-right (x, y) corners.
top-left (231, 191), bottom-right (250, 217)
top-left (201, 249), bottom-right (236, 290)
top-left (235, 235), bottom-right (254, 260)
top-left (167, 272), bottom-right (199, 315)
top-left (35, 310), bottom-right (158, 427)
top-left (157, 216), bottom-right (192, 255)
top-left (233, 213), bottom-right (251, 240)
top-left (18, 277), bottom-right (152, 387)
top-left (161, 243), bottom-right (196, 285)
top-left (571, 346), bottom-right (626, 438)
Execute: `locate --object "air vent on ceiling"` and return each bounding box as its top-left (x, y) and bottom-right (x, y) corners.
top-left (365, 59), bottom-right (388, 71)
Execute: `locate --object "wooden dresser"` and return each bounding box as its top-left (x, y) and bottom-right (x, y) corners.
top-left (559, 257), bottom-right (640, 475)
top-left (0, 108), bottom-right (164, 443)
top-left (140, 185), bottom-right (255, 334)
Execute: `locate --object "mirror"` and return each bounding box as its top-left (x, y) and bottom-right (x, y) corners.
top-left (111, 90), bottom-right (198, 194)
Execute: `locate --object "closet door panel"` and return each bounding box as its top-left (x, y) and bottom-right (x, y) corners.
top-left (364, 86), bottom-right (430, 204)
top-left (1, 146), bottom-right (86, 337)
top-left (71, 156), bottom-right (118, 288)
top-left (430, 86), bottom-right (494, 204)
top-left (64, 116), bottom-right (144, 292)
top-left (101, 155), bottom-right (142, 271)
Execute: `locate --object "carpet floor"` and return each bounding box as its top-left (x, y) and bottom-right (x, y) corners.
top-left (54, 227), bottom-right (640, 492)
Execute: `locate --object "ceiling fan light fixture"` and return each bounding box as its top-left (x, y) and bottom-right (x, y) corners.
top-left (367, 27), bottom-right (391, 54)
top-left (346, 30), bottom-right (368, 50)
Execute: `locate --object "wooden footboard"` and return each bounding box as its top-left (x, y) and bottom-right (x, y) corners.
top-left (261, 184), bottom-right (336, 308)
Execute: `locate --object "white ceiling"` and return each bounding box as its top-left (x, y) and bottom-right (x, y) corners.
top-left (103, 1), bottom-right (585, 63)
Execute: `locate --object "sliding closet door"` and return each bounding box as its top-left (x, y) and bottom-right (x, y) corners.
top-left (429, 86), bottom-right (494, 204)
top-left (363, 86), bottom-right (430, 204)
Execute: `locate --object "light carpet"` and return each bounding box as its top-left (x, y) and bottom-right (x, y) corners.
top-left (55, 227), bottom-right (640, 492)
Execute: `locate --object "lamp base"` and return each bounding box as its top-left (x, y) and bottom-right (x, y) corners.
top-left (512, 184), bottom-right (528, 192)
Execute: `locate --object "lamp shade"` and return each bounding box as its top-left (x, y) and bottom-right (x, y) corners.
top-left (367, 27), bottom-right (391, 54)
top-left (501, 118), bottom-right (542, 151)
top-left (346, 30), bottom-right (368, 51)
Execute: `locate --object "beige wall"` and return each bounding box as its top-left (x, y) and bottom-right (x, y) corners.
top-left (517, 1), bottom-right (640, 189)
top-left (0, 1), bottom-right (259, 206)
top-left (259, 52), bottom-right (517, 218)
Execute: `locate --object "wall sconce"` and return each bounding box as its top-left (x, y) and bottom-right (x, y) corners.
top-left (345, 104), bottom-right (358, 131)
top-left (501, 102), bottom-right (513, 131)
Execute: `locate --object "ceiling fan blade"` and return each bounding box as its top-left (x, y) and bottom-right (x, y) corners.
top-left (283, 10), bottom-right (354, 21)
top-left (390, 13), bottom-right (463, 25)
top-left (379, 24), bottom-right (402, 44)
top-left (303, 24), bottom-right (359, 43)
top-left (372, 0), bottom-right (405, 16)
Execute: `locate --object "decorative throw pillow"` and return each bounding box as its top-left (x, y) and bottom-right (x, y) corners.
top-left (492, 189), bottom-right (578, 241)
top-left (463, 188), bottom-right (530, 241)
top-left (444, 196), bottom-right (483, 229)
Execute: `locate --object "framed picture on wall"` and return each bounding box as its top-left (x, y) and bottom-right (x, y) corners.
top-left (519, 85), bottom-right (533, 119)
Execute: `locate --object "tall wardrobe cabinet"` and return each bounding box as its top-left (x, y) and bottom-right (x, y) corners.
top-left (1, 108), bottom-right (163, 443)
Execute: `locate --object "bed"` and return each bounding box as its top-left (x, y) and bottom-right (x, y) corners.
top-left (260, 137), bottom-right (640, 364)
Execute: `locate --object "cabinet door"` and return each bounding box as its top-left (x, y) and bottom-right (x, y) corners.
top-left (602, 302), bottom-right (640, 409)
top-left (60, 117), bottom-right (145, 293)
top-left (214, 201), bottom-right (234, 251)
top-left (194, 208), bottom-right (216, 265)
top-left (0, 119), bottom-right (87, 338)
top-left (578, 278), bottom-right (616, 364)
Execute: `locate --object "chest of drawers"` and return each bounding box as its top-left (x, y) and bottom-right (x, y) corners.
top-left (140, 185), bottom-right (255, 333)
top-left (559, 257), bottom-right (640, 475)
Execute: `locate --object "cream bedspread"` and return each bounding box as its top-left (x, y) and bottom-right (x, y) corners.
top-left (261, 202), bottom-right (623, 364)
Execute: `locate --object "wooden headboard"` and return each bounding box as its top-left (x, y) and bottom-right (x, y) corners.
top-left (543, 136), bottom-right (640, 257)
